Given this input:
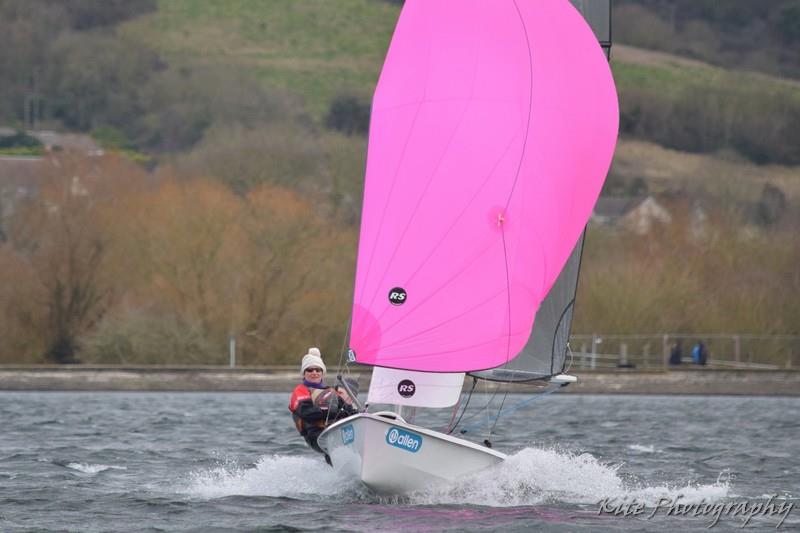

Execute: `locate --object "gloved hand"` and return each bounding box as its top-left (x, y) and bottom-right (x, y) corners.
top-left (314, 389), bottom-right (339, 418)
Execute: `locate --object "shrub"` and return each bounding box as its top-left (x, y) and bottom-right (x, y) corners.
top-left (0, 131), bottom-right (42, 149)
top-left (80, 310), bottom-right (218, 365)
top-left (325, 94), bottom-right (370, 136)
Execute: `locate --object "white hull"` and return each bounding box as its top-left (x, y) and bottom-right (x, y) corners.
top-left (317, 412), bottom-right (506, 495)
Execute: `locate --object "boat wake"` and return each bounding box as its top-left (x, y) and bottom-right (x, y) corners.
top-left (178, 448), bottom-right (730, 507)
top-left (180, 454), bottom-right (367, 500)
top-left (409, 447), bottom-right (730, 507)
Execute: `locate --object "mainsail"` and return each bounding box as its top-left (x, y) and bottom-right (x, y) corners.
top-left (350, 0), bottom-right (618, 375)
top-left (471, 0), bottom-right (613, 383)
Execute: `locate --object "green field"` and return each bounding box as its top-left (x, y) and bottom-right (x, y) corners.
top-left (122, 0), bottom-right (400, 119)
top-left (119, 0), bottom-right (800, 124)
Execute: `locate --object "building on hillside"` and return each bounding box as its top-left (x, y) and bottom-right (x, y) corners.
top-left (32, 130), bottom-right (103, 156)
top-left (0, 128), bottom-right (103, 240)
top-left (0, 158), bottom-right (44, 242)
top-left (591, 195), bottom-right (672, 234)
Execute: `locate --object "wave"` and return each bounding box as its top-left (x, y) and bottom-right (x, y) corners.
top-left (64, 462), bottom-right (128, 475)
top-left (627, 444), bottom-right (657, 454)
top-left (409, 447), bottom-right (727, 506)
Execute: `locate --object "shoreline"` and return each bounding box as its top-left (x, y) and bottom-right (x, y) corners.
top-left (0, 366), bottom-right (798, 395)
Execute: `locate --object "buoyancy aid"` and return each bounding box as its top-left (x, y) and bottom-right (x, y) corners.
top-left (289, 384), bottom-right (331, 436)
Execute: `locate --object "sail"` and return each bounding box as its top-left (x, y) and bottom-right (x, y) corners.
top-left (470, 234), bottom-right (583, 381)
top-left (470, 0), bottom-right (613, 383)
top-left (351, 0), bottom-right (619, 373)
top-left (367, 367), bottom-right (465, 408)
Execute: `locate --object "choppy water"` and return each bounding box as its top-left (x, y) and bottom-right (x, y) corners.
top-left (0, 392), bottom-right (797, 531)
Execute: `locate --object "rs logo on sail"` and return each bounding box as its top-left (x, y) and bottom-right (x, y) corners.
top-left (386, 427), bottom-right (422, 452)
top-left (397, 379), bottom-right (415, 398)
top-left (388, 287), bottom-right (407, 305)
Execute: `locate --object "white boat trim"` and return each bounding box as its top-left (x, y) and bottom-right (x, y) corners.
top-left (317, 411), bottom-right (506, 495)
top-left (322, 412), bottom-right (507, 460)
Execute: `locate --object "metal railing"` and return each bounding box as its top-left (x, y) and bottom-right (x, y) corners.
top-left (569, 334), bottom-right (800, 370)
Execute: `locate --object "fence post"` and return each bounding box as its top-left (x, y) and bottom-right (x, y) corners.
top-left (591, 334), bottom-right (598, 370)
top-left (643, 343), bottom-right (650, 368)
top-left (581, 343), bottom-right (587, 369)
top-left (734, 335), bottom-right (741, 362)
top-left (662, 334), bottom-right (669, 370)
top-left (620, 342), bottom-right (628, 367)
top-left (229, 335), bottom-right (236, 368)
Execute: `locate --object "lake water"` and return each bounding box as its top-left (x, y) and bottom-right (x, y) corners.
top-left (1, 392), bottom-right (797, 531)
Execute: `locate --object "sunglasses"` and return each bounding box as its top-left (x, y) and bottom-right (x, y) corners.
top-left (304, 368), bottom-right (323, 373)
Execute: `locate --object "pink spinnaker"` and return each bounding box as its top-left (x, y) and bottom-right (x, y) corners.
top-left (351, 0), bottom-right (619, 372)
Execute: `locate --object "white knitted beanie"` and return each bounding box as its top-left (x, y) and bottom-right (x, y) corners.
top-left (300, 347), bottom-right (326, 375)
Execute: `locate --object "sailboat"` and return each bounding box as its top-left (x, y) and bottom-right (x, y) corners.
top-left (317, 0), bottom-right (618, 495)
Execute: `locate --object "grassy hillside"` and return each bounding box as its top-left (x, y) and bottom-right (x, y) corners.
top-left (120, 0), bottom-right (800, 204)
top-left (121, 0), bottom-right (400, 119)
top-left (612, 139), bottom-right (800, 204)
top-left (121, 1), bottom-right (800, 122)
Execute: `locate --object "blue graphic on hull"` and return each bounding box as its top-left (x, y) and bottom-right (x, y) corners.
top-left (341, 424), bottom-right (355, 445)
top-left (385, 426), bottom-right (422, 453)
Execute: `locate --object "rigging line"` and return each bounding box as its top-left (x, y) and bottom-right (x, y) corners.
top-left (550, 298), bottom-right (576, 376)
top-left (447, 376), bottom-right (477, 434)
top-left (564, 342), bottom-right (574, 374)
top-left (491, 387), bottom-right (510, 436)
top-left (454, 382), bottom-right (503, 429)
top-left (461, 379), bottom-right (501, 434)
top-left (335, 313), bottom-right (353, 370)
top-left (327, 315), bottom-right (354, 424)
top-left (484, 379), bottom-right (491, 437)
top-left (460, 385), bottom-right (561, 435)
top-left (491, 203), bottom-right (513, 436)
top-left (454, 400), bottom-right (493, 429)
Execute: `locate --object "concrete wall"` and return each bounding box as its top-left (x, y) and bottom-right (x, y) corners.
top-left (1, 366), bottom-right (798, 395)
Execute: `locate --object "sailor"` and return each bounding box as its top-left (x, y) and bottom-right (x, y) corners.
top-left (288, 347), bottom-right (356, 459)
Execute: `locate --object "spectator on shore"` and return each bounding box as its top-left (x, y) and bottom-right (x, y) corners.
top-left (692, 341), bottom-right (708, 366)
top-left (669, 341), bottom-right (683, 365)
